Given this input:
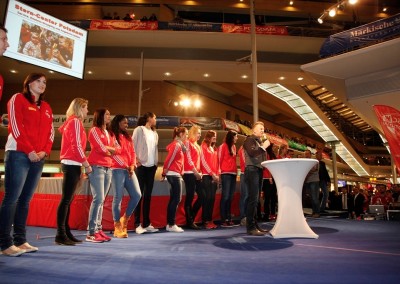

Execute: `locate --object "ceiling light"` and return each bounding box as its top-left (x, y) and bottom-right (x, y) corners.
top-left (289, 1), bottom-right (294, 6)
top-left (328, 8), bottom-right (337, 17)
top-left (279, 76), bottom-right (285, 80)
top-left (203, 73), bottom-right (209, 78)
top-left (348, 0), bottom-right (358, 5)
top-left (241, 75), bottom-right (248, 79)
top-left (194, 100), bottom-right (202, 108)
top-left (317, 17), bottom-right (324, 24)
top-left (164, 72), bottom-right (171, 76)
top-left (297, 77), bottom-right (304, 81)
top-left (10, 69), bottom-right (17, 73)
top-left (87, 71), bottom-right (93, 74)
top-left (125, 71), bottom-right (132, 75)
top-left (48, 70), bottom-right (54, 74)
top-left (382, 7), bottom-right (387, 12)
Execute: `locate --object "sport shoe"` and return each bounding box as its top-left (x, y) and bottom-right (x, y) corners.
top-left (2, 245), bottom-right (26, 257)
top-left (98, 230), bottom-right (111, 242)
top-left (205, 221), bottom-right (217, 229)
top-left (85, 234), bottom-right (104, 243)
top-left (144, 224), bottom-right (159, 233)
top-left (166, 224), bottom-right (184, 233)
top-left (135, 225), bottom-right (146, 234)
top-left (17, 242), bottom-right (38, 253)
top-left (221, 221), bottom-right (234, 228)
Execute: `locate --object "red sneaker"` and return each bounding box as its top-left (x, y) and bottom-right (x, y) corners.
top-left (205, 221), bottom-right (217, 229)
top-left (97, 230), bottom-right (111, 242)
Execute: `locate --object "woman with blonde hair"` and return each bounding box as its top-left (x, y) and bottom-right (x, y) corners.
top-left (56, 98), bottom-right (91, 245)
top-left (183, 125), bottom-right (203, 229)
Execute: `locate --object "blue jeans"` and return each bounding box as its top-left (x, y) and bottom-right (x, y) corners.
top-left (244, 166), bottom-right (262, 231)
top-left (306, 181), bottom-right (320, 214)
top-left (87, 166), bottom-right (112, 235)
top-left (0, 151), bottom-right (44, 250)
top-left (111, 169), bottom-right (141, 221)
top-left (166, 176), bottom-right (183, 226)
top-left (239, 173), bottom-right (248, 219)
top-left (220, 174), bottom-right (237, 221)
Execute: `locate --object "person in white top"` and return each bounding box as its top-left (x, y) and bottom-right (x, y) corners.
top-left (132, 112), bottom-right (159, 234)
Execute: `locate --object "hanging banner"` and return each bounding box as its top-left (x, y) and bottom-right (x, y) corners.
top-left (222, 24), bottom-right (288, 35)
top-left (89, 20), bottom-right (158, 30)
top-left (373, 105), bottom-right (400, 172)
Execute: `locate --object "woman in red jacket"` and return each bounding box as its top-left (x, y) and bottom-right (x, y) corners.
top-left (183, 125), bottom-right (203, 230)
top-left (55, 98), bottom-right (91, 246)
top-left (110, 115), bottom-right (141, 238)
top-left (162, 127), bottom-right (188, 233)
top-left (218, 130), bottom-right (238, 227)
top-left (200, 130), bottom-right (219, 229)
top-left (86, 108), bottom-right (116, 243)
top-left (0, 73), bottom-right (54, 256)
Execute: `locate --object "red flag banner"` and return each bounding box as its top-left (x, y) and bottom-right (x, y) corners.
top-left (222, 24), bottom-right (288, 35)
top-left (373, 105), bottom-right (400, 172)
top-left (89, 20), bottom-right (158, 30)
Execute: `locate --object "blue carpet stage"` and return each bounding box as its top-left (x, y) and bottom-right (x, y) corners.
top-left (1, 217), bottom-right (399, 283)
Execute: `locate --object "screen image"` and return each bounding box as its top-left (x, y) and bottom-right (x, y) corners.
top-left (3, 0), bottom-right (88, 79)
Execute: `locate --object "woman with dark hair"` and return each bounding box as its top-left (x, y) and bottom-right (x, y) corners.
top-left (162, 127), bottom-right (188, 233)
top-left (200, 130), bottom-right (219, 229)
top-left (56, 98), bottom-right (91, 246)
top-left (86, 108), bottom-right (115, 243)
top-left (110, 115), bottom-right (141, 238)
top-left (218, 130), bottom-right (238, 227)
top-left (132, 112), bottom-right (159, 234)
top-left (0, 73), bottom-right (54, 256)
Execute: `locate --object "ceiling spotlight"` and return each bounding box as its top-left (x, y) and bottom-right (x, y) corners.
top-left (279, 76), bottom-right (285, 80)
top-left (241, 75), bottom-right (248, 79)
top-left (328, 8), bottom-right (337, 17)
top-left (348, 0), bottom-right (358, 5)
top-left (289, 1), bottom-right (294, 6)
top-left (203, 73), bottom-right (209, 78)
top-left (317, 16), bottom-right (324, 24)
top-left (10, 69), bottom-right (17, 73)
top-left (87, 71), bottom-right (93, 74)
top-left (382, 7), bottom-right (387, 12)
top-left (125, 71), bottom-right (132, 75)
top-left (297, 77), bottom-right (304, 81)
top-left (164, 72), bottom-right (171, 76)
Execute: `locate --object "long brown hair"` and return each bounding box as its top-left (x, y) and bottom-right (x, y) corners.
top-left (202, 130), bottom-right (216, 148)
top-left (22, 73), bottom-right (46, 105)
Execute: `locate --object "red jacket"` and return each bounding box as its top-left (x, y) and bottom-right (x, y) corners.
top-left (87, 127), bottom-right (115, 167)
top-left (163, 139), bottom-right (185, 176)
top-left (218, 143), bottom-right (237, 174)
top-left (183, 139), bottom-right (201, 173)
top-left (6, 93), bottom-right (54, 155)
top-left (200, 142), bottom-right (219, 176)
top-left (112, 134), bottom-right (136, 169)
top-left (59, 115), bottom-right (87, 164)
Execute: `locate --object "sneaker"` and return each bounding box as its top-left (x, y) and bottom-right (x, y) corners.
top-left (17, 242), bottom-right (38, 253)
top-left (205, 221), bottom-right (217, 229)
top-left (221, 221), bottom-right (234, 228)
top-left (85, 234), bottom-right (104, 243)
top-left (166, 224), bottom-right (184, 233)
top-left (2, 245), bottom-right (26, 257)
top-left (98, 230), bottom-right (111, 242)
top-left (240, 217), bottom-right (247, 226)
top-left (229, 220), bottom-right (240, 227)
top-left (135, 225), bottom-right (146, 234)
top-left (144, 224), bottom-right (159, 233)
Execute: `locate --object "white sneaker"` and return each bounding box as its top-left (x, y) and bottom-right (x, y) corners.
top-left (166, 224), bottom-right (184, 233)
top-left (144, 224), bottom-right (159, 233)
top-left (135, 225), bottom-right (146, 234)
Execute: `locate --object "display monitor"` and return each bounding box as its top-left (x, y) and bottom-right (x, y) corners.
top-left (3, 0), bottom-right (88, 79)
